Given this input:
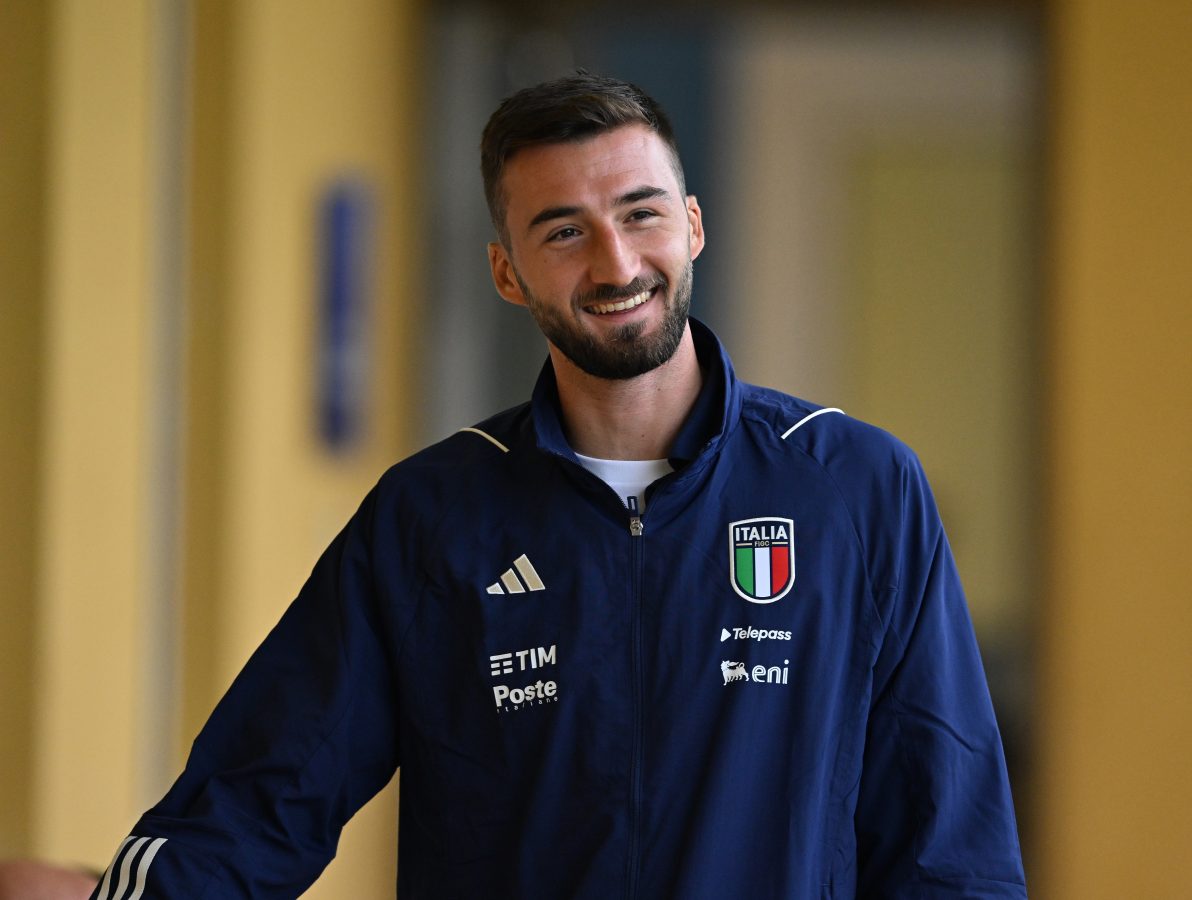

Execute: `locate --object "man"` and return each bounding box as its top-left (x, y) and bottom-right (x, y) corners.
top-left (92, 73), bottom-right (1026, 898)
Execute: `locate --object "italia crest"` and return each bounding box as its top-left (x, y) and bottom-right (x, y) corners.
top-left (729, 517), bottom-right (795, 603)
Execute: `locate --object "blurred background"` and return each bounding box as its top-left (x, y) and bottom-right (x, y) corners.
top-left (1, 0), bottom-right (1188, 897)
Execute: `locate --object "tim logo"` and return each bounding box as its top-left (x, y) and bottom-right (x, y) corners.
top-left (489, 646), bottom-right (555, 677)
top-left (489, 645), bottom-right (559, 713)
top-left (729, 517), bottom-right (795, 603)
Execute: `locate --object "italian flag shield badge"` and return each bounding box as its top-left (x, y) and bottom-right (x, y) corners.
top-left (729, 517), bottom-right (795, 603)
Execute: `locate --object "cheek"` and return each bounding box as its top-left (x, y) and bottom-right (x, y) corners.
top-left (647, 229), bottom-right (698, 265)
top-left (526, 256), bottom-right (584, 293)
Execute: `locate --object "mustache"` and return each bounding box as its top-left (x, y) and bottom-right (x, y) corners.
top-left (575, 275), bottom-right (667, 307)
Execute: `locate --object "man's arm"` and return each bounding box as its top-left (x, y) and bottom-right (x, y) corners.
top-left (0, 860), bottom-right (98, 900)
top-left (88, 487), bottom-right (401, 899)
top-left (854, 458), bottom-right (1026, 898)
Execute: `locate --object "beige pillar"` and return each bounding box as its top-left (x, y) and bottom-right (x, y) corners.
top-left (184, 1), bottom-right (421, 895)
top-left (21, 4), bottom-right (421, 896)
top-left (1038, 1), bottom-right (1192, 897)
top-left (32, 0), bottom-right (160, 862)
top-left (0, 0), bottom-right (50, 858)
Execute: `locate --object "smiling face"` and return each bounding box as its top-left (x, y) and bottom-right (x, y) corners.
top-left (488, 124), bottom-right (705, 381)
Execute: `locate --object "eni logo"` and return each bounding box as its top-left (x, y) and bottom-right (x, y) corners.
top-left (721, 659), bottom-right (790, 686)
top-left (721, 660), bottom-right (750, 684)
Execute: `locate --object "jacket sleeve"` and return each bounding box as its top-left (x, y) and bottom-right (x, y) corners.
top-left (89, 487), bottom-right (402, 899)
top-left (854, 456), bottom-right (1027, 898)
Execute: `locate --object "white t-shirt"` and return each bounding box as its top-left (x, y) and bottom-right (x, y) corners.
top-left (573, 452), bottom-right (674, 513)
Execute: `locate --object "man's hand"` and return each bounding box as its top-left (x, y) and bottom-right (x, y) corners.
top-left (0, 860), bottom-right (98, 900)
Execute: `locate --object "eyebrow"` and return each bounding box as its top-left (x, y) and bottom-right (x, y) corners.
top-left (525, 185), bottom-right (672, 233)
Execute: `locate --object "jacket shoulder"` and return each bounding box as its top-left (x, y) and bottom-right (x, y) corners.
top-left (738, 384), bottom-right (939, 600)
top-left (738, 382), bottom-right (920, 478)
top-left (378, 402), bottom-right (531, 481)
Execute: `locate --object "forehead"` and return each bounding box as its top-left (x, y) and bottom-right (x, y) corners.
top-left (500, 125), bottom-right (679, 222)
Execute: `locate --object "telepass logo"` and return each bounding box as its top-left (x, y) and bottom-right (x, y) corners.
top-left (728, 517), bottom-right (795, 603)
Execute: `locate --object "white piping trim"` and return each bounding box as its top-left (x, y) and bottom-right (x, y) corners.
top-left (458, 427), bottom-right (510, 453)
top-left (780, 407), bottom-right (845, 440)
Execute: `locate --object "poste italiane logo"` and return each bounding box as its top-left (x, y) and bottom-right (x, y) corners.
top-left (728, 517), bottom-right (795, 604)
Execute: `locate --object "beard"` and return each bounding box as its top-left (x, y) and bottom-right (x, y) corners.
top-left (516, 262), bottom-right (694, 381)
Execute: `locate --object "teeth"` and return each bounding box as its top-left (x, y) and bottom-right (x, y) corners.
top-left (588, 289), bottom-right (651, 315)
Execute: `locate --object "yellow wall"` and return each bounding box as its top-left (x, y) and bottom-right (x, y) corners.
top-left (848, 141), bottom-right (1037, 647)
top-left (1037, 0), bottom-right (1192, 896)
top-left (33, 0), bottom-right (159, 860)
top-left (0, 0), bottom-right (49, 858)
top-left (4, 0), bottom-right (420, 894)
top-left (187, 1), bottom-right (421, 895)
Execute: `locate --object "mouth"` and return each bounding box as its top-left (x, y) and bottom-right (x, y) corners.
top-left (583, 286), bottom-right (656, 316)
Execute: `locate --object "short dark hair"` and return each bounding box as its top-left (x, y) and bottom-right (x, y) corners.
top-left (481, 71), bottom-right (686, 245)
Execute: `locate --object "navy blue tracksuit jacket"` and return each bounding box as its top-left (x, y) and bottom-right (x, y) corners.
top-left (92, 320), bottom-right (1026, 898)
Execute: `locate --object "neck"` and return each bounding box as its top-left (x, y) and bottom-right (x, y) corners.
top-left (550, 324), bottom-right (703, 460)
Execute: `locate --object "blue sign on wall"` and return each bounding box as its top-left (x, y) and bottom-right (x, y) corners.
top-left (318, 180), bottom-right (373, 452)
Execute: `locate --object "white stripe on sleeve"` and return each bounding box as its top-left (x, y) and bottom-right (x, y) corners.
top-left (127, 837), bottom-right (168, 900)
top-left (110, 836), bottom-right (149, 900)
top-left (96, 837), bottom-right (134, 900)
top-left (98, 835), bottom-right (169, 900)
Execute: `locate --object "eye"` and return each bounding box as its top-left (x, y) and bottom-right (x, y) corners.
top-left (627, 209), bottom-right (658, 223)
top-left (546, 226), bottom-right (581, 243)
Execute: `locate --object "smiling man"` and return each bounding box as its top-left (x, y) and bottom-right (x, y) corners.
top-left (487, 120), bottom-right (705, 462)
top-left (489, 123), bottom-right (700, 381)
top-left (91, 73), bottom-right (1027, 899)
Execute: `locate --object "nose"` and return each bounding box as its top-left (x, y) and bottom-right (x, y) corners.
top-left (587, 225), bottom-right (640, 288)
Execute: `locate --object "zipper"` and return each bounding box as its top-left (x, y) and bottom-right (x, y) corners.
top-left (625, 495), bottom-right (644, 900)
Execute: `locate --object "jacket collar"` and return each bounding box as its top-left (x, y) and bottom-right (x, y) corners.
top-left (530, 317), bottom-right (742, 469)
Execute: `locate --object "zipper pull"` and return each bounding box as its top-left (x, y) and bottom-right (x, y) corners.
top-left (628, 496), bottom-right (644, 537)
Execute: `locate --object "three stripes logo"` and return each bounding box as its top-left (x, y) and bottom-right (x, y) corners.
top-left (97, 835), bottom-right (167, 900)
top-left (485, 553), bottom-right (545, 595)
top-left (729, 517), bottom-right (795, 604)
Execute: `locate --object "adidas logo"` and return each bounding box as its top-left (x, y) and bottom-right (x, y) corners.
top-left (486, 554), bottom-right (545, 595)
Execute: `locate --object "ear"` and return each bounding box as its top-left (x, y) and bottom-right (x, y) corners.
top-left (685, 195), bottom-right (706, 261)
top-left (488, 242), bottom-right (528, 307)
